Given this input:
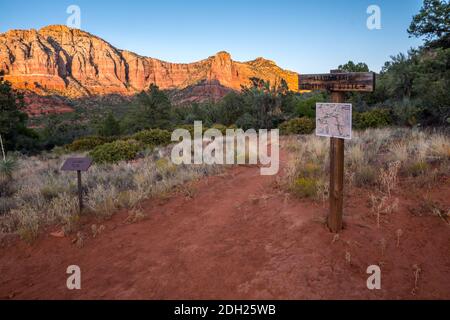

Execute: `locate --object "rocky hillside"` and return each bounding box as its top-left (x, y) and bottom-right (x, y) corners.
top-left (0, 25), bottom-right (299, 102)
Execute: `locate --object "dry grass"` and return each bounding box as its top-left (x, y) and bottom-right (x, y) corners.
top-left (0, 145), bottom-right (222, 240)
top-left (283, 127), bottom-right (449, 200)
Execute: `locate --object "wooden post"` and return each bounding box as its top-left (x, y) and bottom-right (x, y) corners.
top-left (328, 91), bottom-right (345, 233)
top-left (299, 70), bottom-right (375, 233)
top-left (77, 170), bottom-right (83, 213)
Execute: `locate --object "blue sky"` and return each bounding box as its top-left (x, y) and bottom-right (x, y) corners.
top-left (0, 0), bottom-right (424, 73)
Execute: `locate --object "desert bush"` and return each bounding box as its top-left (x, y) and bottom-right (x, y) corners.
top-left (66, 136), bottom-right (111, 152)
top-left (0, 157), bottom-right (18, 179)
top-left (47, 193), bottom-right (79, 232)
top-left (379, 161), bottom-right (401, 196)
top-left (90, 139), bottom-right (141, 164)
top-left (86, 184), bottom-right (120, 217)
top-left (428, 134), bottom-right (450, 160)
top-left (12, 205), bottom-right (40, 242)
top-left (390, 142), bottom-right (409, 163)
top-left (347, 144), bottom-right (365, 167)
top-left (354, 165), bottom-right (378, 187)
top-left (155, 158), bottom-right (177, 177)
top-left (406, 161), bottom-right (429, 177)
top-left (353, 108), bottom-right (392, 130)
top-left (40, 185), bottom-right (60, 202)
top-left (279, 117), bottom-right (315, 135)
top-left (283, 135), bottom-right (329, 200)
top-left (301, 162), bottom-right (322, 178)
top-left (292, 177), bottom-right (318, 198)
top-left (131, 129), bottom-right (172, 147)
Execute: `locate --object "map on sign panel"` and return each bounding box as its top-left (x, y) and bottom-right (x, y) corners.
top-left (316, 103), bottom-right (352, 140)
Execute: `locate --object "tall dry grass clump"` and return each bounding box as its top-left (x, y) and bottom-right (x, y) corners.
top-left (0, 145), bottom-right (221, 240)
top-left (283, 128), bottom-right (449, 200)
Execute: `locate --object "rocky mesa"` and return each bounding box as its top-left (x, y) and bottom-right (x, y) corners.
top-left (0, 25), bottom-right (299, 101)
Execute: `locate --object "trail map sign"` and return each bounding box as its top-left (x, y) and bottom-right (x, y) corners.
top-left (61, 157), bottom-right (92, 212)
top-left (298, 70), bottom-right (375, 233)
top-left (316, 103), bottom-right (352, 140)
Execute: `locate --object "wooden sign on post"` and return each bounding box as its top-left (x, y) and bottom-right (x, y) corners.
top-left (298, 71), bottom-right (375, 233)
top-left (299, 72), bottom-right (375, 92)
top-left (61, 157), bottom-right (92, 213)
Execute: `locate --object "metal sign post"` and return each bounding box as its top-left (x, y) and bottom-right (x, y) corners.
top-left (299, 71), bottom-right (375, 233)
top-left (61, 157), bottom-right (92, 213)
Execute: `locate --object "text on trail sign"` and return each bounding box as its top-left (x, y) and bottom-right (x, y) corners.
top-left (61, 157), bottom-right (92, 172)
top-left (299, 72), bottom-right (375, 92)
top-left (316, 103), bottom-right (352, 140)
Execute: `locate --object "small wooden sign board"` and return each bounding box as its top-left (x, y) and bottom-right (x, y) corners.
top-left (316, 103), bottom-right (352, 140)
top-left (61, 158), bottom-right (92, 172)
top-left (298, 72), bottom-right (375, 92)
top-left (61, 157), bottom-right (92, 213)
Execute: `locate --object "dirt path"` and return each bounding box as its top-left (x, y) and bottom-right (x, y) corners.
top-left (0, 149), bottom-right (449, 299)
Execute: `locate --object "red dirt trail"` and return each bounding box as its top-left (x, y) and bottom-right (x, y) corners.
top-left (0, 148), bottom-right (449, 300)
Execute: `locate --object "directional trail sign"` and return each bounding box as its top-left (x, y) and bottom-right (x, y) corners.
top-left (298, 72), bottom-right (375, 92)
top-left (298, 70), bottom-right (375, 233)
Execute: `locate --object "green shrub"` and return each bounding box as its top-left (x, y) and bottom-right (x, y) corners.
top-left (235, 113), bottom-right (256, 130)
top-left (292, 177), bottom-right (318, 198)
top-left (66, 136), bottom-right (111, 152)
top-left (279, 117), bottom-right (315, 135)
top-left (131, 129), bottom-right (171, 147)
top-left (90, 140), bottom-right (141, 164)
top-left (294, 93), bottom-right (325, 118)
top-left (353, 109), bottom-right (392, 130)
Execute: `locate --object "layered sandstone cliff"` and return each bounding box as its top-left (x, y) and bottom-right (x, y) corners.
top-left (0, 25), bottom-right (299, 100)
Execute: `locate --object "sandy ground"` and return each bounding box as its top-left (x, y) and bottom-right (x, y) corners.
top-left (0, 147), bottom-right (449, 300)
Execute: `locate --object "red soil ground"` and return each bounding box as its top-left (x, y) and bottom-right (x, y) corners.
top-left (0, 148), bottom-right (449, 299)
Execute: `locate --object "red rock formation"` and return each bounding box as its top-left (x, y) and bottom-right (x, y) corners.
top-left (0, 25), bottom-right (299, 101)
top-left (23, 93), bottom-right (74, 117)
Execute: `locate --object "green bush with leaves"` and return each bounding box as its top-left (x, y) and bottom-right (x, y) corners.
top-left (66, 136), bottom-right (112, 152)
top-left (294, 93), bottom-right (326, 118)
top-left (89, 139), bottom-right (141, 164)
top-left (353, 109), bottom-right (392, 130)
top-left (279, 117), bottom-right (315, 135)
top-left (131, 129), bottom-right (172, 147)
